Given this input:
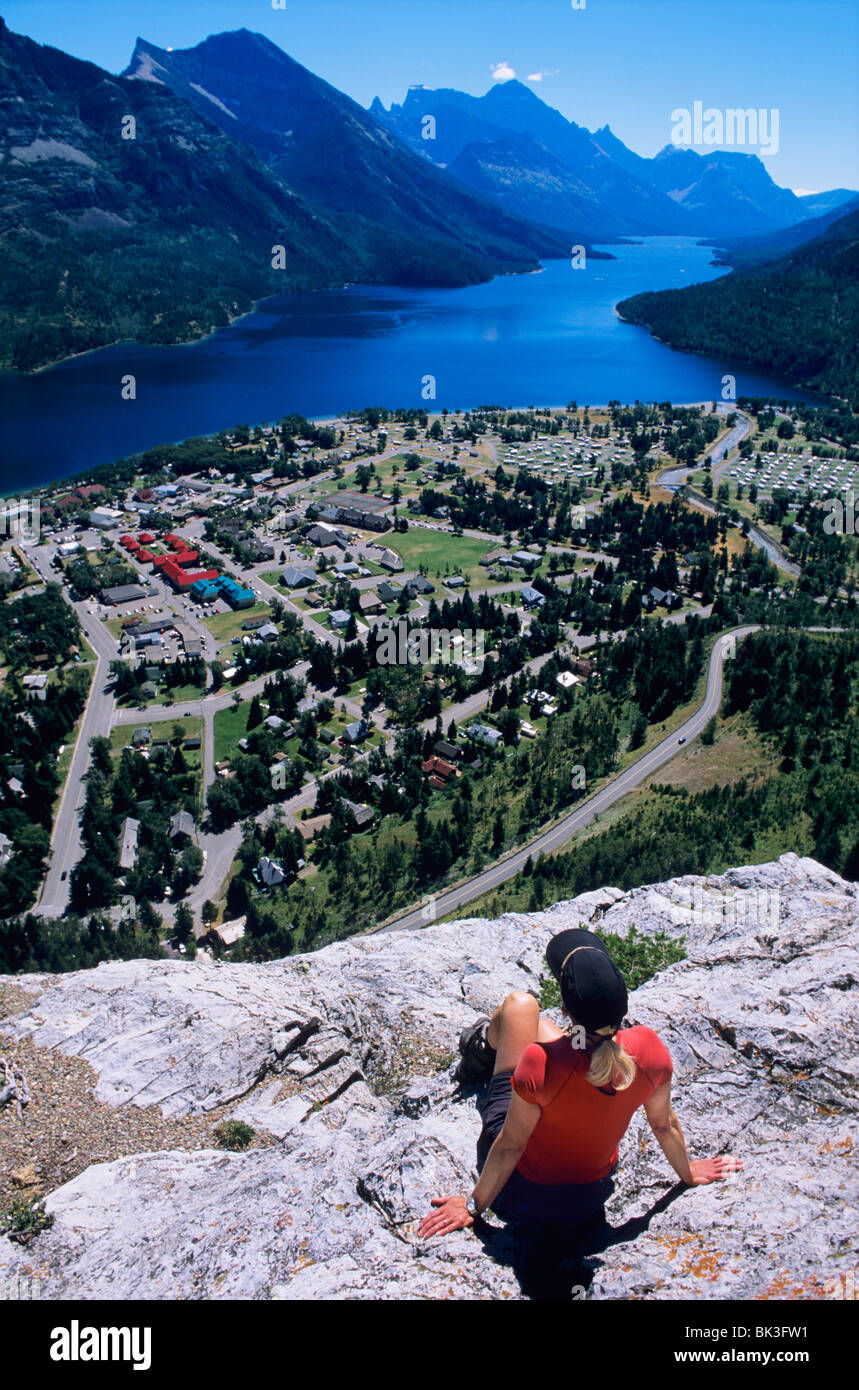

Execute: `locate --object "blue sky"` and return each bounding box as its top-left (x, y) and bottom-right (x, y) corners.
top-left (5, 0), bottom-right (858, 192)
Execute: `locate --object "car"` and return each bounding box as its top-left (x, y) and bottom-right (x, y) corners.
top-left (678, 736), bottom-right (686, 745)
top-left (61, 871), bottom-right (67, 881)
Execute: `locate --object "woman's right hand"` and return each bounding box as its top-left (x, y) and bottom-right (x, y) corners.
top-left (686, 1156), bottom-right (743, 1185)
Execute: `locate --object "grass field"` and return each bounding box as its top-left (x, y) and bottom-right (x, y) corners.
top-left (202, 602), bottom-right (272, 653)
top-left (386, 529), bottom-right (492, 584)
top-left (213, 703), bottom-right (252, 764)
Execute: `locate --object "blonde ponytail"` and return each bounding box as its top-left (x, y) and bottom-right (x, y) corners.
top-left (587, 1036), bottom-right (636, 1091)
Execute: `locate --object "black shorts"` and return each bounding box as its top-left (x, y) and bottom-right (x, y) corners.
top-left (476, 1070), bottom-right (615, 1226)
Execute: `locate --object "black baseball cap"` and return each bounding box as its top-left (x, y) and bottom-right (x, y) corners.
top-left (545, 928), bottom-right (628, 1034)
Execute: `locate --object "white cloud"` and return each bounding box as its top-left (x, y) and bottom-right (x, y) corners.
top-left (490, 61), bottom-right (516, 83)
top-left (527, 70), bottom-right (558, 83)
top-left (527, 72), bottom-right (543, 82)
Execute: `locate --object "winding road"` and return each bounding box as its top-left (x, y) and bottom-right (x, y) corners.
top-left (376, 626), bottom-right (758, 934)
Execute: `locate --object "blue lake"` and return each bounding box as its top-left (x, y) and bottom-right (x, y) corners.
top-left (0, 238), bottom-right (821, 492)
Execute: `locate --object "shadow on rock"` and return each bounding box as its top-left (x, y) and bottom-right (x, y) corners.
top-left (473, 1185), bottom-right (687, 1300)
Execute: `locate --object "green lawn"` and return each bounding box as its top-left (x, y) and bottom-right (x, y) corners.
top-left (213, 702), bottom-right (252, 764)
top-left (202, 602), bottom-right (272, 652)
top-left (150, 681), bottom-right (207, 708)
top-left (386, 530), bottom-right (493, 585)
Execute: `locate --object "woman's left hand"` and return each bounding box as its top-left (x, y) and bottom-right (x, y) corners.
top-left (418, 1195), bottom-right (474, 1238)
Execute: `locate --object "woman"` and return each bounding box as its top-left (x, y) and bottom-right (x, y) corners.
top-left (419, 927), bottom-right (741, 1238)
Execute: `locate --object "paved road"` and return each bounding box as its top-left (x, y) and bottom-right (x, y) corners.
top-left (30, 552), bottom-right (119, 917)
top-left (375, 626), bottom-right (759, 934)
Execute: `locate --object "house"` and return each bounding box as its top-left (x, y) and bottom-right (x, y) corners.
top-left (256, 623), bottom-right (279, 642)
top-left (119, 817), bottom-right (140, 871)
top-left (305, 523), bottom-right (348, 550)
top-left (433, 739), bottom-right (461, 762)
top-left (521, 586), bottom-right (546, 609)
top-left (264, 715), bottom-right (287, 733)
top-left (644, 587), bottom-right (681, 612)
top-left (377, 548), bottom-right (404, 573)
top-left (377, 582), bottom-right (401, 604)
top-left (131, 727), bottom-right (152, 747)
top-left (209, 916), bottom-right (247, 949)
top-left (168, 810), bottom-right (196, 843)
top-left (89, 507), bottom-right (124, 529)
top-left (444, 576), bottom-right (466, 589)
top-left (556, 671), bottom-right (582, 690)
top-left (421, 755), bottom-right (457, 785)
top-left (295, 812), bottom-right (333, 842)
top-left (101, 584), bottom-right (148, 606)
top-left (334, 563), bottom-right (361, 578)
top-left (342, 720), bottom-right (370, 745)
top-left (256, 857), bottom-right (287, 888)
top-left (330, 609), bottom-right (352, 629)
top-left (466, 723), bottom-right (503, 749)
top-left (342, 799), bottom-right (375, 829)
top-left (359, 592), bottom-right (384, 616)
top-left (514, 551), bottom-right (541, 570)
top-left (0, 832), bottom-right (12, 867)
top-left (281, 566), bottom-right (316, 588)
top-left (403, 576), bottom-right (435, 597)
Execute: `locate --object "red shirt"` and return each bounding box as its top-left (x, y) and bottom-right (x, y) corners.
top-left (512, 1026), bottom-right (673, 1184)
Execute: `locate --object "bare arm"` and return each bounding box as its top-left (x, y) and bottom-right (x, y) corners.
top-left (644, 1081), bottom-right (742, 1186)
top-left (418, 1089), bottom-right (541, 1237)
top-left (471, 1090), bottom-right (541, 1215)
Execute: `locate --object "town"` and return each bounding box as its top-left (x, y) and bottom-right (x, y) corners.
top-left (0, 395), bottom-right (856, 965)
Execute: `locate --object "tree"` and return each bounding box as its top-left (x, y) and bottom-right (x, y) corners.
top-left (174, 901), bottom-right (194, 945)
top-left (247, 694), bottom-right (263, 730)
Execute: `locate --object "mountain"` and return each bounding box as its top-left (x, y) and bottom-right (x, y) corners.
top-left (643, 145), bottom-right (808, 238)
top-left (617, 207), bottom-right (859, 406)
top-left (797, 188), bottom-right (858, 219)
top-left (375, 82), bottom-right (691, 236)
top-left (374, 82), bottom-right (856, 243)
top-left (446, 133), bottom-right (626, 244)
top-left (0, 855), bottom-right (854, 1300)
top-left (0, 23), bottom-right (358, 371)
top-left (122, 32), bottom-right (569, 286)
top-left (708, 193), bottom-right (859, 271)
top-left (0, 24), bottom-right (567, 373)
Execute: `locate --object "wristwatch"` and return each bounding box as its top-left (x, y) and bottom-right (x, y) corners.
top-left (466, 1196), bottom-right (481, 1220)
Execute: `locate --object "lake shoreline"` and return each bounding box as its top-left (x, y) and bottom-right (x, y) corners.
top-left (0, 242), bottom-right (824, 490)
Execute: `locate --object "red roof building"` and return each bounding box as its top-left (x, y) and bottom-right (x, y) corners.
top-left (421, 756), bottom-right (456, 781)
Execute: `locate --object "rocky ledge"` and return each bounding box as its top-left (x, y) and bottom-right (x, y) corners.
top-left (0, 853), bottom-right (856, 1300)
